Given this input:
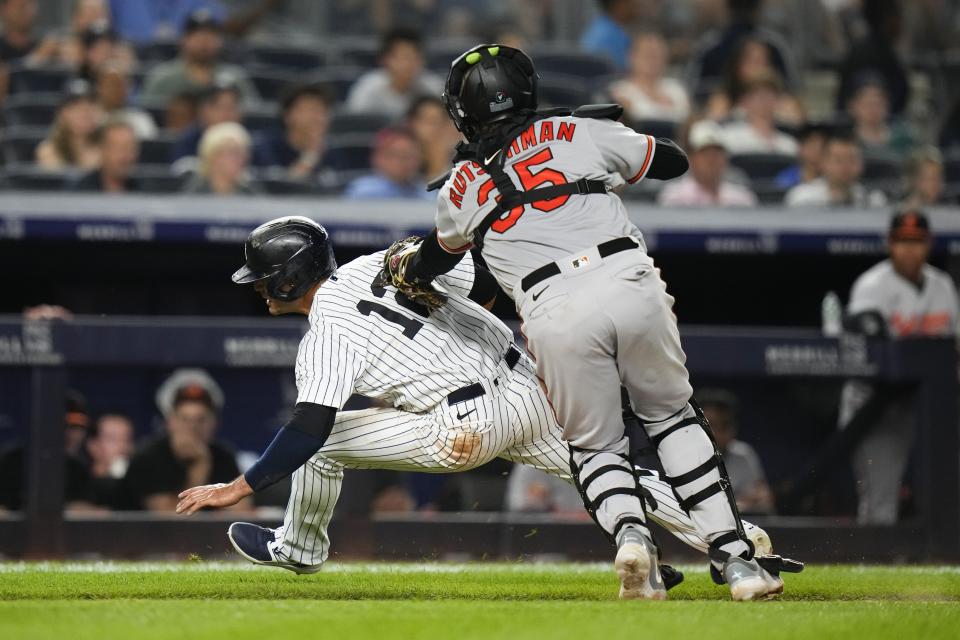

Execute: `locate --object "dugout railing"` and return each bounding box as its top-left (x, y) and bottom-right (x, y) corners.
top-left (0, 316), bottom-right (956, 561)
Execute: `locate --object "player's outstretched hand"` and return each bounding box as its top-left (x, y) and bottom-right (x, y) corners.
top-left (176, 476), bottom-right (253, 515)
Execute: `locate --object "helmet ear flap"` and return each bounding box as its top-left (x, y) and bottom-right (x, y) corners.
top-left (267, 247), bottom-right (316, 301)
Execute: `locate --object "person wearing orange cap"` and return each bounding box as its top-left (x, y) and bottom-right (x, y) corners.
top-left (839, 209), bottom-right (959, 524)
top-left (120, 382), bottom-right (250, 512)
top-left (0, 390), bottom-right (93, 512)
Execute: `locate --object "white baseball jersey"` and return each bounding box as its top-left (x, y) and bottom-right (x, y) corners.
top-left (847, 260), bottom-right (959, 338)
top-left (295, 250), bottom-right (515, 413)
top-left (434, 116), bottom-right (657, 296)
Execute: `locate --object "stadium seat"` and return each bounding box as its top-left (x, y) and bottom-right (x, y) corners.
top-left (537, 75), bottom-right (592, 109)
top-left (138, 135), bottom-right (177, 165)
top-left (249, 70), bottom-right (299, 101)
top-left (259, 175), bottom-right (319, 196)
top-left (135, 40), bottom-right (179, 64)
top-left (0, 165), bottom-right (74, 191)
top-left (243, 108), bottom-right (280, 134)
top-left (3, 93), bottom-right (59, 127)
top-left (247, 45), bottom-right (324, 71)
top-left (631, 119), bottom-right (680, 140)
top-left (531, 50), bottom-right (617, 83)
top-left (862, 153), bottom-right (902, 182)
top-left (335, 40), bottom-right (378, 68)
top-left (728, 153), bottom-right (796, 180)
top-left (944, 150), bottom-right (960, 188)
top-left (329, 111), bottom-right (391, 136)
top-left (324, 134), bottom-right (374, 171)
top-left (1, 127), bottom-right (46, 164)
top-left (8, 64), bottom-right (72, 95)
top-left (133, 166), bottom-right (186, 193)
top-left (307, 67), bottom-right (369, 103)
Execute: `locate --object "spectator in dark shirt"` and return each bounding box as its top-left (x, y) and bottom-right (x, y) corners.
top-left (94, 61), bottom-right (158, 140)
top-left (406, 95), bottom-right (461, 181)
top-left (72, 119), bottom-right (142, 193)
top-left (845, 73), bottom-right (914, 157)
top-left (84, 413), bottom-right (134, 509)
top-left (697, 389), bottom-right (774, 515)
top-left (836, 0), bottom-right (910, 116)
top-left (165, 90), bottom-right (198, 134)
top-left (690, 0), bottom-right (795, 99)
top-left (0, 0), bottom-right (56, 63)
top-left (252, 83), bottom-right (334, 179)
top-left (704, 36), bottom-right (805, 126)
top-left (0, 390), bottom-right (92, 513)
top-left (122, 383), bottom-right (248, 512)
top-left (171, 82), bottom-right (241, 162)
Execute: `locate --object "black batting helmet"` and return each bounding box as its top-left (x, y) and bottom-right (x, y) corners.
top-left (442, 44), bottom-right (538, 142)
top-left (232, 216), bottom-right (337, 301)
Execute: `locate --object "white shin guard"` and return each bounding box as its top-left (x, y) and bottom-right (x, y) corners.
top-left (644, 403), bottom-right (752, 565)
top-left (570, 436), bottom-right (652, 543)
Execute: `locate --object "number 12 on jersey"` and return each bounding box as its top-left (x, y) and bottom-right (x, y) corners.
top-left (476, 148), bottom-right (570, 234)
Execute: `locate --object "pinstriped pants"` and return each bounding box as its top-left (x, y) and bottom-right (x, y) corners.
top-left (275, 357), bottom-right (714, 565)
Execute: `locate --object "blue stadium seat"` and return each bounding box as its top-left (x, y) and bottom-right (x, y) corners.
top-left (247, 45), bottom-right (324, 71)
top-left (329, 111), bottom-right (391, 136)
top-left (537, 75), bottom-right (592, 109)
top-left (3, 93), bottom-right (59, 127)
top-left (1, 127), bottom-right (46, 164)
top-left (0, 165), bottom-right (73, 191)
top-left (335, 40), bottom-right (378, 68)
top-left (134, 166), bottom-right (186, 193)
top-left (631, 119), bottom-right (680, 140)
top-left (945, 150), bottom-right (960, 184)
top-left (531, 50), bottom-right (617, 83)
top-left (138, 135), bottom-right (177, 165)
top-left (862, 153), bottom-right (902, 182)
top-left (243, 108), bottom-right (279, 134)
top-left (8, 64), bottom-right (72, 95)
top-left (307, 67), bottom-right (368, 103)
top-left (324, 134), bottom-right (374, 171)
top-left (135, 40), bottom-right (179, 64)
top-left (728, 153), bottom-right (796, 180)
top-left (250, 69), bottom-right (299, 101)
top-left (258, 173), bottom-right (319, 196)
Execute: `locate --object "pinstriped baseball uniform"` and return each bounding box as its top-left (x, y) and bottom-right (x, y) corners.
top-left (270, 249), bottom-right (751, 566)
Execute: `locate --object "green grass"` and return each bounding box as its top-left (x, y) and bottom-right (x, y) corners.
top-left (1, 563), bottom-right (959, 640)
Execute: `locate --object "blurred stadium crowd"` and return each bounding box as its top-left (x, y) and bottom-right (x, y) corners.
top-left (1, 0), bottom-right (959, 528)
top-left (0, 0), bottom-right (957, 204)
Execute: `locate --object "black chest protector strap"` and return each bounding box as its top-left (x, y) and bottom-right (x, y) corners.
top-left (448, 104), bottom-right (623, 248)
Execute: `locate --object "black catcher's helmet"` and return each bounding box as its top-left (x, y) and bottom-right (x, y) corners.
top-left (232, 216), bottom-right (337, 301)
top-left (442, 44), bottom-right (539, 142)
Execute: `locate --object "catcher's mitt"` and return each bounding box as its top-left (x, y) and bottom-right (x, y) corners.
top-left (374, 236), bottom-right (448, 310)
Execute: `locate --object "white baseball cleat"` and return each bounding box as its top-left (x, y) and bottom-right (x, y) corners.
top-left (614, 528), bottom-right (667, 601)
top-left (723, 556), bottom-right (784, 601)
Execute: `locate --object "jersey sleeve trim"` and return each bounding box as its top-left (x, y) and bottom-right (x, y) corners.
top-left (627, 135), bottom-right (655, 184)
top-left (437, 235), bottom-right (474, 254)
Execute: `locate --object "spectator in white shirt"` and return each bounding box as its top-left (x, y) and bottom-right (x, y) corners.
top-left (658, 120), bottom-right (758, 207)
top-left (345, 28), bottom-right (443, 118)
top-left (608, 31), bottom-right (690, 124)
top-left (721, 73), bottom-right (798, 156)
top-left (785, 132), bottom-right (888, 207)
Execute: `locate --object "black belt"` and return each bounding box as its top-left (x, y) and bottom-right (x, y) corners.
top-left (520, 236), bottom-right (640, 293)
top-left (446, 346), bottom-right (521, 405)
